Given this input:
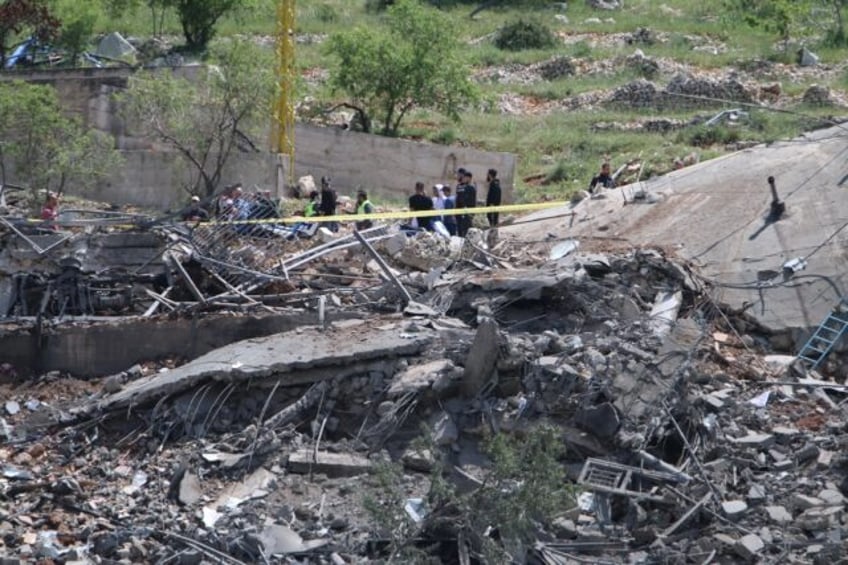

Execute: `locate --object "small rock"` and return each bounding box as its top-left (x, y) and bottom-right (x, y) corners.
top-left (103, 375), bottom-right (123, 394)
top-left (798, 46), bottom-right (820, 67)
top-left (765, 505), bottom-right (792, 525)
top-left (792, 493), bottom-right (825, 510)
top-left (178, 472), bottom-right (202, 505)
top-left (817, 489), bottom-right (845, 506)
top-left (747, 484), bottom-right (766, 503)
top-left (722, 500), bottom-right (748, 521)
top-left (734, 533), bottom-right (764, 561)
top-left (575, 402), bottom-right (620, 439)
top-left (430, 412), bottom-right (459, 446)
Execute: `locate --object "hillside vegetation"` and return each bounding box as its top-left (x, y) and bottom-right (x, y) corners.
top-left (86, 1), bottom-right (848, 200)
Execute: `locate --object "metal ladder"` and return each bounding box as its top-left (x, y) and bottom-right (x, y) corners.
top-left (797, 300), bottom-right (848, 369)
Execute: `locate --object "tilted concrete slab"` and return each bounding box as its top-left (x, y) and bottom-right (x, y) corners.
top-left (81, 319), bottom-right (434, 413)
top-left (508, 126), bottom-right (848, 335)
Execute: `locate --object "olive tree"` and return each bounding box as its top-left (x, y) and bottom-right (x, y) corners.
top-left (326, 0), bottom-right (478, 136)
top-left (119, 40), bottom-right (275, 196)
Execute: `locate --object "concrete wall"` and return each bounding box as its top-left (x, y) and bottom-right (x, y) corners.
top-left (1, 67), bottom-right (516, 209)
top-left (0, 311), bottom-right (356, 377)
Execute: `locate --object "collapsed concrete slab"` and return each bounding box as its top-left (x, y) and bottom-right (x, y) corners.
top-left (77, 318), bottom-right (435, 414)
top-left (508, 125), bottom-right (848, 339)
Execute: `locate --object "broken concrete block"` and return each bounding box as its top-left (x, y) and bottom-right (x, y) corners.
top-left (722, 500), bottom-right (748, 521)
top-left (734, 534), bottom-right (764, 562)
top-left (795, 443), bottom-right (820, 464)
top-left (384, 232), bottom-right (407, 257)
top-left (430, 412), bottom-right (459, 446)
top-left (388, 359), bottom-right (454, 397)
top-left (791, 493), bottom-right (824, 510)
top-left (288, 450), bottom-right (371, 477)
top-left (797, 506), bottom-right (843, 531)
top-left (730, 433), bottom-right (775, 449)
top-left (178, 472), bottom-right (202, 506)
top-left (817, 489), bottom-right (845, 506)
top-left (575, 402), bottom-right (620, 439)
top-left (462, 320), bottom-right (499, 396)
top-left (747, 484), bottom-right (766, 504)
top-left (817, 449), bottom-right (834, 469)
top-left (765, 505), bottom-right (792, 525)
top-left (402, 447), bottom-right (435, 473)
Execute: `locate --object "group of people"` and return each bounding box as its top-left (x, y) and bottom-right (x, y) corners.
top-left (406, 167), bottom-right (502, 237)
top-left (176, 167), bottom-right (507, 239)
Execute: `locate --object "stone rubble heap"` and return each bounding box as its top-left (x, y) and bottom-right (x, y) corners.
top-left (1, 226), bottom-right (847, 564)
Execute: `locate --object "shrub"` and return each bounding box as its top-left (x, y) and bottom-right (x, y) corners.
top-left (494, 19), bottom-right (556, 51)
top-left (314, 3), bottom-right (338, 23)
top-left (681, 124), bottom-right (741, 147)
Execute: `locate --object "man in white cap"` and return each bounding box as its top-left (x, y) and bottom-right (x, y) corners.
top-left (181, 195), bottom-right (209, 222)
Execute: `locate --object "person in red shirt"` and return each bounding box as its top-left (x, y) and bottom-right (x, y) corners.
top-left (41, 191), bottom-right (59, 230)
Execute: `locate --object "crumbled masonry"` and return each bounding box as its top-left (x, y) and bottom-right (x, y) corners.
top-left (2, 168), bottom-right (848, 564)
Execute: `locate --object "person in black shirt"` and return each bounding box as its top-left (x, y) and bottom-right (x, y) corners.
top-left (485, 168), bottom-right (502, 227)
top-left (456, 169), bottom-right (477, 237)
top-left (589, 162), bottom-right (616, 193)
top-left (408, 181), bottom-right (434, 231)
top-left (181, 195), bottom-right (209, 222)
top-left (318, 176), bottom-right (338, 232)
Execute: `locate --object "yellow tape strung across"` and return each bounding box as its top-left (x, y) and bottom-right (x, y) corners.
top-left (18, 200), bottom-right (571, 227)
top-left (207, 200), bottom-right (570, 225)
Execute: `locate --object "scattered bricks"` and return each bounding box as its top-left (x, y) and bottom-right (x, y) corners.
top-left (730, 433), bottom-right (775, 450)
top-left (734, 534), bottom-right (764, 562)
top-left (792, 494), bottom-right (825, 510)
top-left (288, 451), bottom-right (372, 478)
top-left (817, 489), bottom-right (845, 506)
top-left (722, 500), bottom-right (748, 522)
top-left (795, 443), bottom-right (821, 465)
top-left (765, 505), bottom-right (792, 525)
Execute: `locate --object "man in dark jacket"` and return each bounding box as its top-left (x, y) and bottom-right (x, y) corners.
top-left (456, 169), bottom-right (477, 237)
top-left (319, 176), bottom-right (338, 232)
top-left (485, 168), bottom-right (502, 227)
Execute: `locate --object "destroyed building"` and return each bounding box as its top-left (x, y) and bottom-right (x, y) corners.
top-left (2, 124), bottom-right (848, 565)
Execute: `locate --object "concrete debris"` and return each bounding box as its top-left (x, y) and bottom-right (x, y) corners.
top-left (96, 32), bottom-right (137, 60)
top-left (4, 203), bottom-right (848, 564)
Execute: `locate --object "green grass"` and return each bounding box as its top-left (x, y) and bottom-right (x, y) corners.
top-left (86, 0), bottom-right (848, 202)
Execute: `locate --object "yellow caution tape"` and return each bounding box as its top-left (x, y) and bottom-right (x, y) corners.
top-left (16, 200), bottom-right (570, 227)
top-left (202, 200), bottom-right (570, 225)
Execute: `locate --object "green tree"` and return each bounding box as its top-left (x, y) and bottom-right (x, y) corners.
top-left (0, 80), bottom-right (122, 196)
top-left (50, 0), bottom-right (102, 64)
top-left (722, 0), bottom-right (812, 50)
top-left (0, 0), bottom-right (60, 67)
top-left (101, 0), bottom-right (172, 37)
top-left (326, 0), bottom-right (478, 136)
top-left (119, 40), bottom-right (275, 196)
top-left (172, 0), bottom-right (247, 52)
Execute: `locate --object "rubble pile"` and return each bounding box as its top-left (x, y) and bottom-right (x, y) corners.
top-left (608, 73), bottom-right (755, 109)
top-left (2, 206), bottom-right (848, 564)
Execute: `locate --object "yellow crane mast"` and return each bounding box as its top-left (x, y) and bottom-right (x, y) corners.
top-left (274, 0), bottom-right (296, 190)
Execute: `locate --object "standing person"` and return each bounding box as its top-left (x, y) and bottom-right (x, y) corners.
top-left (457, 169), bottom-right (477, 237)
top-left (304, 190), bottom-right (320, 217)
top-left (432, 184), bottom-right (446, 224)
top-left (485, 168), bottom-right (502, 227)
top-left (354, 190), bottom-right (375, 231)
top-left (409, 181), bottom-right (434, 231)
top-left (319, 176), bottom-right (338, 232)
top-left (41, 191), bottom-right (59, 230)
top-left (589, 162), bottom-right (616, 193)
top-left (442, 186), bottom-right (457, 236)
